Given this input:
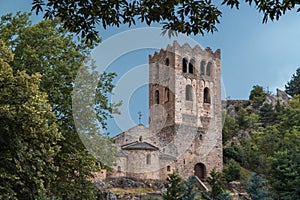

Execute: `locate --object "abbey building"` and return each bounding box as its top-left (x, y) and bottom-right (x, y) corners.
top-left (109, 41), bottom-right (223, 180)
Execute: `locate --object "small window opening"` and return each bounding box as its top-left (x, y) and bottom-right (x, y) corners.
top-left (117, 166), bottom-right (121, 172)
top-left (155, 90), bottom-right (159, 104)
top-left (165, 58), bottom-right (170, 66)
top-left (200, 60), bottom-right (206, 75)
top-left (155, 62), bottom-right (159, 79)
top-left (185, 85), bottom-right (193, 101)
top-left (204, 87), bottom-right (211, 104)
top-left (146, 154), bottom-right (151, 165)
top-left (189, 59), bottom-right (194, 74)
top-left (139, 136), bottom-right (143, 141)
top-left (165, 87), bottom-right (170, 102)
top-left (182, 58), bottom-right (187, 73)
top-left (167, 165), bottom-right (171, 171)
top-left (206, 62), bottom-right (212, 76)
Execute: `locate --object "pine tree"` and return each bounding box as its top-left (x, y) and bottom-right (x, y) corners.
top-left (202, 169), bottom-right (229, 200)
top-left (259, 103), bottom-right (276, 126)
top-left (222, 115), bottom-right (239, 144)
top-left (182, 176), bottom-right (197, 200)
top-left (285, 67), bottom-right (300, 97)
top-left (249, 85), bottom-right (267, 109)
top-left (162, 172), bottom-right (185, 200)
top-left (223, 160), bottom-right (241, 182)
top-left (237, 107), bottom-right (248, 127)
top-left (246, 173), bottom-right (272, 200)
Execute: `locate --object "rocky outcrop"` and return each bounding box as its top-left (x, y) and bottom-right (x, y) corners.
top-left (226, 104), bottom-right (238, 119)
top-left (265, 89), bottom-right (290, 106)
top-left (104, 177), bottom-right (165, 191)
top-left (95, 177), bottom-right (165, 199)
top-left (97, 190), bottom-right (117, 200)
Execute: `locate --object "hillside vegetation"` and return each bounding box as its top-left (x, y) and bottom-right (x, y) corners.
top-left (222, 68), bottom-right (300, 199)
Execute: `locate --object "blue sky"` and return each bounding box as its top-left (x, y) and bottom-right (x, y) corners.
top-left (1, 1), bottom-right (300, 135)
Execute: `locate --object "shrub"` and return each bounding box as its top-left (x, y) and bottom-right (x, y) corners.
top-left (223, 160), bottom-right (241, 182)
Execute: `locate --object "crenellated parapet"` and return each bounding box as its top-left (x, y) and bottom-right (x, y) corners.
top-left (149, 41), bottom-right (220, 63)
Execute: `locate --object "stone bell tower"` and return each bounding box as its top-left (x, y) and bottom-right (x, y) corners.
top-left (148, 41), bottom-right (223, 179)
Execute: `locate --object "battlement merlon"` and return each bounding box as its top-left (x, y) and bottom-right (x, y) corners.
top-left (148, 41), bottom-right (221, 63)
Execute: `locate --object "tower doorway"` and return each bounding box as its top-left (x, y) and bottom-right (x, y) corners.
top-left (194, 163), bottom-right (206, 180)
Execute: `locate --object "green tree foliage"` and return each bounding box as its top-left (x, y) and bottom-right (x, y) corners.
top-left (162, 172), bottom-right (185, 200)
top-left (182, 176), bottom-right (197, 200)
top-left (267, 98), bottom-right (300, 199)
top-left (246, 173), bottom-right (272, 200)
top-left (258, 101), bottom-right (285, 127)
top-left (163, 173), bottom-right (198, 200)
top-left (222, 115), bottom-right (238, 144)
top-left (239, 126), bottom-right (283, 173)
top-left (285, 67), bottom-right (300, 97)
top-left (247, 96), bottom-right (300, 198)
top-left (202, 169), bottom-right (229, 200)
top-left (246, 113), bottom-right (260, 129)
top-left (142, 197), bottom-right (160, 200)
top-left (223, 145), bottom-right (242, 163)
top-left (251, 127), bottom-right (280, 160)
top-left (222, 0), bottom-right (300, 23)
top-left (249, 85), bottom-right (267, 109)
top-left (237, 107), bottom-right (248, 128)
top-left (281, 95), bottom-right (300, 129)
top-left (223, 160), bottom-right (241, 182)
top-left (32, 0), bottom-right (222, 42)
top-left (274, 100), bottom-right (285, 116)
top-left (268, 150), bottom-right (300, 199)
top-left (0, 40), bottom-right (62, 199)
top-left (259, 103), bottom-right (276, 126)
top-left (0, 13), bottom-right (118, 199)
top-left (236, 107), bottom-right (259, 129)
top-left (239, 140), bottom-right (264, 171)
top-left (222, 81), bottom-right (300, 198)
top-left (31, 0), bottom-right (300, 43)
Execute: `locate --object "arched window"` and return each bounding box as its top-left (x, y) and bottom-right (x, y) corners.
top-left (146, 154), bottom-right (151, 165)
top-left (204, 87), bottom-right (210, 104)
top-left (117, 166), bottom-right (121, 172)
top-left (200, 60), bottom-right (206, 75)
top-left (186, 85), bottom-right (193, 101)
top-left (189, 59), bottom-right (194, 74)
top-left (165, 87), bottom-right (170, 102)
top-left (155, 90), bottom-right (159, 104)
top-left (155, 62), bottom-right (159, 79)
top-left (165, 58), bottom-right (170, 66)
top-left (182, 58), bottom-right (187, 73)
top-left (206, 62), bottom-right (212, 76)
